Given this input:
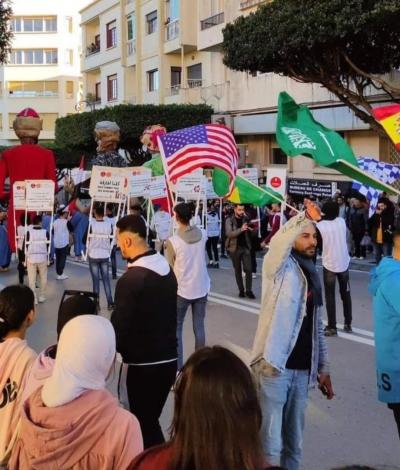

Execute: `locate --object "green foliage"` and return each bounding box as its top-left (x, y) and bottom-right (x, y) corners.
top-left (55, 104), bottom-right (214, 151)
top-left (0, 1), bottom-right (12, 64)
top-left (222, 0), bottom-right (400, 134)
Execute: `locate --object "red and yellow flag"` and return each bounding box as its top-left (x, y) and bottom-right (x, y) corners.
top-left (373, 104), bottom-right (400, 151)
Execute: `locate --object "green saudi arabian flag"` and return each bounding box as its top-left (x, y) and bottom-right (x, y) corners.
top-left (213, 168), bottom-right (283, 206)
top-left (276, 92), bottom-right (399, 195)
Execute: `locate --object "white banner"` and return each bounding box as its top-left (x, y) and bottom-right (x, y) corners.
top-left (89, 166), bottom-right (129, 202)
top-left (206, 177), bottom-right (218, 199)
top-left (13, 181), bottom-right (26, 210)
top-left (150, 176), bottom-right (168, 200)
top-left (238, 168), bottom-right (259, 186)
top-left (176, 174), bottom-right (205, 199)
top-left (266, 167), bottom-right (287, 196)
top-left (25, 180), bottom-right (55, 212)
top-left (129, 167), bottom-right (152, 198)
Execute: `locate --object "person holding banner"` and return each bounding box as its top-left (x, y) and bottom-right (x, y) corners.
top-left (150, 205), bottom-right (171, 254)
top-left (206, 203), bottom-right (220, 268)
top-left (25, 215), bottom-right (49, 305)
top-left (87, 203), bottom-right (114, 310)
top-left (53, 208), bottom-right (73, 281)
top-left (16, 214), bottom-right (30, 284)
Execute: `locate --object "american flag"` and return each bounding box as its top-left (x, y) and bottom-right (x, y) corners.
top-left (157, 124), bottom-right (238, 194)
top-left (353, 157), bottom-right (400, 217)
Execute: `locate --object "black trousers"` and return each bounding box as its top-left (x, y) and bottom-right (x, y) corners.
top-left (110, 245), bottom-right (117, 276)
top-left (17, 249), bottom-right (26, 284)
top-left (352, 232), bottom-right (366, 258)
top-left (127, 360), bottom-right (177, 449)
top-left (230, 247), bottom-right (252, 293)
top-left (220, 231), bottom-right (226, 256)
top-left (323, 267), bottom-right (352, 329)
top-left (206, 236), bottom-right (219, 262)
top-left (389, 404), bottom-right (400, 438)
top-left (55, 245), bottom-right (69, 276)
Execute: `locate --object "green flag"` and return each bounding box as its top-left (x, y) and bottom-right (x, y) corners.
top-left (213, 168), bottom-right (283, 207)
top-left (276, 92), bottom-right (399, 195)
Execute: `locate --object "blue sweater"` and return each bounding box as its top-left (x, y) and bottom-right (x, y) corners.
top-left (369, 257), bottom-right (400, 403)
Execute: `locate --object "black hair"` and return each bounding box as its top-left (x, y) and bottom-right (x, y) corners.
top-left (0, 285), bottom-right (35, 339)
top-left (57, 293), bottom-right (97, 338)
top-left (116, 215), bottom-right (147, 240)
top-left (322, 201), bottom-right (339, 221)
top-left (130, 204), bottom-right (142, 212)
top-left (93, 202), bottom-right (104, 217)
top-left (19, 213), bottom-right (31, 225)
top-left (32, 214), bottom-right (42, 225)
top-left (174, 203), bottom-right (193, 224)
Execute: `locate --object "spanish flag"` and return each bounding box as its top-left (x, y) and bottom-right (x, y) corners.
top-left (373, 104), bottom-right (400, 151)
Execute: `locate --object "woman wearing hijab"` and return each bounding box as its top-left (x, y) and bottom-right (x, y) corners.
top-left (9, 315), bottom-right (143, 470)
top-left (130, 346), bottom-right (268, 470)
top-left (0, 285), bottom-right (36, 467)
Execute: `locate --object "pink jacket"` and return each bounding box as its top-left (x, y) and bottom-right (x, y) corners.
top-left (21, 346), bottom-right (55, 404)
top-left (9, 387), bottom-right (143, 470)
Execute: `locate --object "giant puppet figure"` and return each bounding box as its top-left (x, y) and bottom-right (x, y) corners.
top-left (0, 108), bottom-right (57, 251)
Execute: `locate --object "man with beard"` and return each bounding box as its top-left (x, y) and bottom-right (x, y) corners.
top-left (251, 201), bottom-right (333, 470)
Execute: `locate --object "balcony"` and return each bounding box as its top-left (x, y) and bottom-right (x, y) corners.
top-left (200, 12), bottom-right (225, 30)
top-left (240, 0), bottom-right (268, 9)
top-left (127, 39), bottom-right (136, 56)
top-left (86, 44), bottom-right (100, 57)
top-left (187, 79), bottom-right (203, 89)
top-left (164, 19), bottom-right (181, 54)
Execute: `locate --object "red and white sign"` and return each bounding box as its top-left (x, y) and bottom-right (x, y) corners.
top-left (150, 176), bottom-right (168, 200)
top-left (237, 167), bottom-right (259, 186)
top-left (129, 167), bottom-right (152, 198)
top-left (25, 180), bottom-right (55, 212)
top-left (266, 168), bottom-right (287, 196)
top-left (89, 166), bottom-right (129, 202)
top-left (13, 181), bottom-right (26, 210)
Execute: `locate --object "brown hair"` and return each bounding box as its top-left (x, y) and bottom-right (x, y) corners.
top-left (168, 346), bottom-right (263, 470)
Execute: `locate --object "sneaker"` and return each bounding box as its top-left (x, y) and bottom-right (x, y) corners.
top-left (214, 262), bottom-right (219, 269)
top-left (107, 303), bottom-right (115, 311)
top-left (252, 273), bottom-right (257, 279)
top-left (245, 291), bottom-right (256, 299)
top-left (34, 298), bottom-right (38, 305)
top-left (324, 328), bottom-right (338, 337)
top-left (112, 274), bottom-right (117, 280)
top-left (238, 291), bottom-right (245, 298)
top-left (208, 262), bottom-right (214, 268)
top-left (38, 296), bottom-right (46, 303)
top-left (358, 256), bottom-right (365, 260)
top-left (56, 274), bottom-right (69, 280)
top-left (343, 324), bottom-right (353, 333)
top-left (221, 254), bottom-right (228, 259)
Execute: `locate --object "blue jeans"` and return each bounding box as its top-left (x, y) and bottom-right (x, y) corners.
top-left (373, 242), bottom-right (392, 264)
top-left (259, 369), bottom-right (309, 470)
top-left (88, 257), bottom-right (113, 306)
top-left (177, 295), bottom-right (207, 370)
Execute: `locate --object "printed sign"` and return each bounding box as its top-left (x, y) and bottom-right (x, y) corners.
top-left (266, 168), bottom-right (287, 196)
top-left (25, 180), bottom-right (55, 212)
top-left (176, 175), bottom-right (206, 199)
top-left (150, 176), bottom-right (168, 200)
top-left (129, 167), bottom-right (152, 198)
top-left (89, 166), bottom-right (129, 202)
top-left (206, 177), bottom-right (218, 199)
top-left (288, 178), bottom-right (334, 198)
top-left (238, 168), bottom-right (259, 186)
top-left (13, 181), bottom-right (26, 210)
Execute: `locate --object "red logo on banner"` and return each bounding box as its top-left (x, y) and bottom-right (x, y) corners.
top-left (31, 184), bottom-right (35, 188)
top-left (101, 172), bottom-right (106, 177)
top-left (271, 177), bottom-right (281, 188)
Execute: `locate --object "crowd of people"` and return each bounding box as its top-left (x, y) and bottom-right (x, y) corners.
top-left (0, 187), bottom-right (399, 469)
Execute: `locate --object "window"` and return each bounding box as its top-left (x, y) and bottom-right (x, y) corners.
top-left (8, 81), bottom-right (59, 97)
top-left (127, 14), bottom-right (136, 41)
top-left (45, 49), bottom-right (58, 64)
top-left (66, 81), bottom-right (74, 98)
top-left (10, 50), bottom-right (22, 64)
top-left (106, 20), bottom-right (117, 48)
top-left (66, 16), bottom-right (73, 33)
top-left (65, 49), bottom-right (73, 65)
top-left (170, 66), bottom-right (181, 94)
top-left (24, 50), bottom-right (35, 64)
top-left (95, 82), bottom-right (101, 101)
top-left (187, 63), bottom-right (202, 88)
top-left (9, 49), bottom-right (58, 65)
top-left (107, 74), bottom-right (118, 101)
top-left (41, 113), bottom-right (59, 131)
top-left (11, 16), bottom-right (57, 33)
top-left (272, 148), bottom-right (287, 165)
top-left (146, 11), bottom-right (157, 34)
top-left (147, 69), bottom-right (159, 92)
top-left (166, 0), bottom-right (179, 21)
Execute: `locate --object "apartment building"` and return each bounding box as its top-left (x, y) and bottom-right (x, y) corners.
top-left (0, 0), bottom-right (91, 144)
top-left (80, 0), bottom-right (400, 185)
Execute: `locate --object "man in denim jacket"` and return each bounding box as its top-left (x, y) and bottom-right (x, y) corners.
top-left (251, 201), bottom-right (333, 470)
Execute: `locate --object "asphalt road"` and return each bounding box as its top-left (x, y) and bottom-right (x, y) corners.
top-left (1, 253), bottom-right (399, 470)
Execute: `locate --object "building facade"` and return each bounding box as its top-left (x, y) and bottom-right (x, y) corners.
top-left (0, 0), bottom-right (90, 144)
top-left (80, 0), bottom-right (400, 184)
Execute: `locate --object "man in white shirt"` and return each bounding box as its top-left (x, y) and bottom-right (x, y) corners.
top-left (165, 203), bottom-right (210, 370)
top-left (150, 205), bottom-right (171, 254)
top-left (317, 201), bottom-right (352, 336)
top-left (53, 208), bottom-right (73, 280)
top-left (206, 203), bottom-right (220, 268)
top-left (25, 215), bottom-right (49, 304)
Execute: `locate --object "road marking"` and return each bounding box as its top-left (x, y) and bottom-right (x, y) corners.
top-left (67, 259), bottom-right (375, 346)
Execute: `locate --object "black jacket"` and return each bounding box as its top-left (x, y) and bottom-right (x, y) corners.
top-left (111, 250), bottom-right (177, 364)
top-left (349, 207), bottom-right (368, 234)
top-left (368, 210), bottom-right (395, 244)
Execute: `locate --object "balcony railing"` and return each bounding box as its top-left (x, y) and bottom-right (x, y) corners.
top-left (187, 79), bottom-right (203, 88)
top-left (85, 44), bottom-right (100, 57)
top-left (165, 19), bottom-right (179, 41)
top-left (200, 12), bottom-right (224, 30)
top-left (127, 39), bottom-right (136, 56)
top-left (240, 0), bottom-right (267, 9)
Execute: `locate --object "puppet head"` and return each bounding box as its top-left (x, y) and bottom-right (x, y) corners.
top-left (140, 124), bottom-right (167, 153)
top-left (94, 121), bottom-right (120, 153)
top-left (13, 108), bottom-right (43, 141)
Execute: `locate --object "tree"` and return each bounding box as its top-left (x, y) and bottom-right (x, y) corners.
top-left (0, 1), bottom-right (12, 64)
top-left (222, 0), bottom-right (400, 137)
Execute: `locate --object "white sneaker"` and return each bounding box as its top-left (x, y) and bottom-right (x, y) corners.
top-left (57, 274), bottom-right (69, 280)
top-left (252, 273), bottom-right (257, 279)
top-left (34, 298), bottom-right (38, 305)
top-left (38, 296), bottom-right (46, 303)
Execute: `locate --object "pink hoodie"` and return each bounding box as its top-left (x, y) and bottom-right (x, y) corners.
top-left (21, 346), bottom-right (55, 404)
top-left (9, 387), bottom-right (143, 470)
